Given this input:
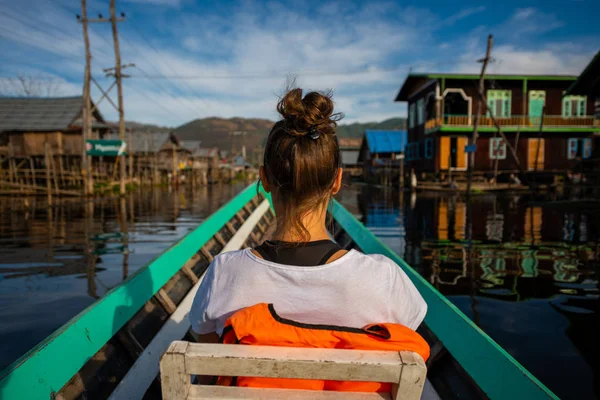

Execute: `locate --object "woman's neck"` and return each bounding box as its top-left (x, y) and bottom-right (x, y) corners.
top-left (270, 202), bottom-right (330, 243)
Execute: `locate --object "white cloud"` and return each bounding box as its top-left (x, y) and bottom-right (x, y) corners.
top-left (440, 6), bottom-right (486, 27)
top-left (1, 1), bottom-right (597, 128)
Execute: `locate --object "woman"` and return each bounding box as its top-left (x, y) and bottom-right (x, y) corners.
top-left (190, 88), bottom-right (426, 344)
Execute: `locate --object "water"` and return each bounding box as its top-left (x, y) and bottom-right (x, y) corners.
top-left (1, 183), bottom-right (598, 399)
top-left (337, 184), bottom-right (599, 400)
top-left (0, 184), bottom-right (245, 372)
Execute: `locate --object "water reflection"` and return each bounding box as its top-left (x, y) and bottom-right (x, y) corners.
top-left (0, 184), bottom-right (245, 371)
top-left (339, 184), bottom-right (599, 400)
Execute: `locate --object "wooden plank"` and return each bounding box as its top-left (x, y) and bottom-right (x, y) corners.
top-left (108, 201), bottom-right (269, 400)
top-left (159, 341), bottom-right (190, 400)
top-left (225, 221), bottom-right (236, 235)
top-left (214, 232), bottom-right (227, 247)
top-left (184, 343), bottom-right (402, 383)
top-left (222, 200), bottom-right (270, 253)
top-left (0, 184), bottom-right (261, 400)
top-left (188, 385), bottom-right (391, 400)
top-left (391, 352), bottom-right (426, 400)
top-left (200, 246), bottom-right (214, 262)
top-left (329, 199), bottom-right (559, 400)
top-left (154, 289), bottom-right (177, 314)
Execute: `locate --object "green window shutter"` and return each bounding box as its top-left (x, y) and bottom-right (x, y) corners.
top-left (503, 91), bottom-right (511, 117)
top-left (578, 98), bottom-right (587, 116)
top-left (562, 97), bottom-right (570, 117)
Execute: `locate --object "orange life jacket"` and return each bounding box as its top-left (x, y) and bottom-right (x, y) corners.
top-left (217, 303), bottom-right (430, 392)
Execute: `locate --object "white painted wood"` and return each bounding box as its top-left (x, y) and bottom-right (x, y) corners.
top-left (188, 385), bottom-right (392, 399)
top-left (160, 341), bottom-right (190, 400)
top-left (185, 343), bottom-right (402, 383)
top-left (392, 352), bottom-right (427, 400)
top-left (109, 199), bottom-right (270, 400)
top-left (221, 200), bottom-right (269, 253)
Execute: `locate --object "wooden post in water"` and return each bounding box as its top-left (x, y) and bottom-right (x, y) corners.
top-left (128, 130), bottom-right (134, 185)
top-left (45, 143), bottom-right (52, 206)
top-left (467, 34), bottom-right (493, 194)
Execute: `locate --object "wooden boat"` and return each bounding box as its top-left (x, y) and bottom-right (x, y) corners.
top-left (0, 183), bottom-right (558, 399)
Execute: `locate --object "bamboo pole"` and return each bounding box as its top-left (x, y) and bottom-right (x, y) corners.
top-left (45, 143), bottom-right (52, 206)
top-left (50, 150), bottom-right (59, 195)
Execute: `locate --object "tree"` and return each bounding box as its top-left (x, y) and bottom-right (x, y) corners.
top-left (0, 74), bottom-right (62, 97)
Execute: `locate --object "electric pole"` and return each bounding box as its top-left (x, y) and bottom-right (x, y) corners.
top-left (466, 34), bottom-right (493, 194)
top-left (77, 1), bottom-right (126, 196)
top-left (110, 0), bottom-right (127, 196)
top-left (80, 0), bottom-right (92, 196)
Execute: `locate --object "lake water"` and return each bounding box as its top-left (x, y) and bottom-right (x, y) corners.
top-left (0, 184), bottom-right (245, 373)
top-left (337, 184), bottom-right (599, 400)
top-left (0, 183), bottom-right (598, 399)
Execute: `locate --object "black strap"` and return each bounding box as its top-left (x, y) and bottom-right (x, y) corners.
top-left (318, 247), bottom-right (342, 264)
top-left (254, 240), bottom-right (342, 266)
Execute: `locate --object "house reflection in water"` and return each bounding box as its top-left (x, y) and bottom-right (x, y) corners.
top-left (350, 184), bottom-right (599, 400)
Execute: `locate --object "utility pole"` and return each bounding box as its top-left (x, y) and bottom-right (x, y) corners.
top-left (78, 2), bottom-right (126, 196)
top-left (466, 34), bottom-right (493, 194)
top-left (79, 0), bottom-right (92, 197)
top-left (110, 0), bottom-right (126, 196)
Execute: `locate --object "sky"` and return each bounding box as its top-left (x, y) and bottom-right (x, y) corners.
top-left (0, 0), bottom-right (599, 127)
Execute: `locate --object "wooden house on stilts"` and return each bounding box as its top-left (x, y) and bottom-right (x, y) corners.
top-left (395, 73), bottom-right (600, 184)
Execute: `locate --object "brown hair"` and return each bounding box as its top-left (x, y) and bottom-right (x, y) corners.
top-left (262, 88), bottom-right (343, 240)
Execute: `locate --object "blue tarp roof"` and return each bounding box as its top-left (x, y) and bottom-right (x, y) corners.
top-left (364, 130), bottom-right (407, 153)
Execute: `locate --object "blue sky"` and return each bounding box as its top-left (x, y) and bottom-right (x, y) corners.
top-left (0, 0), bottom-right (599, 126)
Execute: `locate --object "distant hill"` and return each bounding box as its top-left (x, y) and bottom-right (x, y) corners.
top-left (112, 121), bottom-right (172, 133)
top-left (125, 116), bottom-right (407, 153)
top-left (171, 117), bottom-right (274, 151)
top-left (336, 118), bottom-right (407, 138)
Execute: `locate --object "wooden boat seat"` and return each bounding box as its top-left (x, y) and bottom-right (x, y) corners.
top-left (160, 341), bottom-right (427, 400)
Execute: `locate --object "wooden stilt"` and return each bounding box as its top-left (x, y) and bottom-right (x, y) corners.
top-left (45, 143), bottom-right (52, 206)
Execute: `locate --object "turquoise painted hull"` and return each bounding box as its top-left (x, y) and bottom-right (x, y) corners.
top-left (0, 183), bottom-right (558, 400)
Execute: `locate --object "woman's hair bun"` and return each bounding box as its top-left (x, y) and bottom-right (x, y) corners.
top-left (276, 88), bottom-right (343, 137)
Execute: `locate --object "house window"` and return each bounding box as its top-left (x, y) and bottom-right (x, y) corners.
top-left (583, 138), bottom-right (592, 159)
top-left (425, 138), bottom-right (433, 159)
top-left (487, 90), bottom-right (511, 117)
top-left (567, 138), bottom-right (579, 159)
top-left (409, 104), bottom-right (415, 128)
top-left (562, 95), bottom-right (587, 117)
top-left (489, 138), bottom-right (507, 160)
top-left (417, 98), bottom-right (425, 125)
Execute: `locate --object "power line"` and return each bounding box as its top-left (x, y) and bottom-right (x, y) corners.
top-left (122, 21), bottom-right (202, 115)
top-left (123, 80), bottom-right (189, 122)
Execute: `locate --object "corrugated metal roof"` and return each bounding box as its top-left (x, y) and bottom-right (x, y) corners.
top-left (341, 150), bottom-right (359, 166)
top-left (0, 96), bottom-right (105, 132)
top-left (364, 130), bottom-right (407, 154)
top-left (179, 140), bottom-right (202, 152)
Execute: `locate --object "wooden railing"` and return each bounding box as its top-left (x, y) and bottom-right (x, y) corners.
top-left (425, 115), bottom-right (600, 129)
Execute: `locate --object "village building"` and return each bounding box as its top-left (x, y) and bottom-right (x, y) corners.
top-left (0, 96), bottom-right (108, 163)
top-left (395, 73), bottom-right (600, 182)
top-left (338, 138), bottom-right (362, 178)
top-left (358, 130), bottom-right (407, 184)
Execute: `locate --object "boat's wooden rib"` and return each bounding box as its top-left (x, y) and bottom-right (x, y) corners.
top-left (108, 199), bottom-right (271, 400)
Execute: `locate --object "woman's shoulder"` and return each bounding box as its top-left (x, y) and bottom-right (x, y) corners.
top-left (344, 250), bottom-right (399, 268)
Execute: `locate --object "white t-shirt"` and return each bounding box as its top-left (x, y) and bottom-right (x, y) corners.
top-left (190, 248), bottom-right (427, 336)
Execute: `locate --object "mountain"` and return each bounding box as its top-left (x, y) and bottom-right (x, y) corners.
top-left (336, 118), bottom-right (407, 138)
top-left (167, 117), bottom-right (407, 152)
top-left (171, 117), bottom-right (273, 151)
